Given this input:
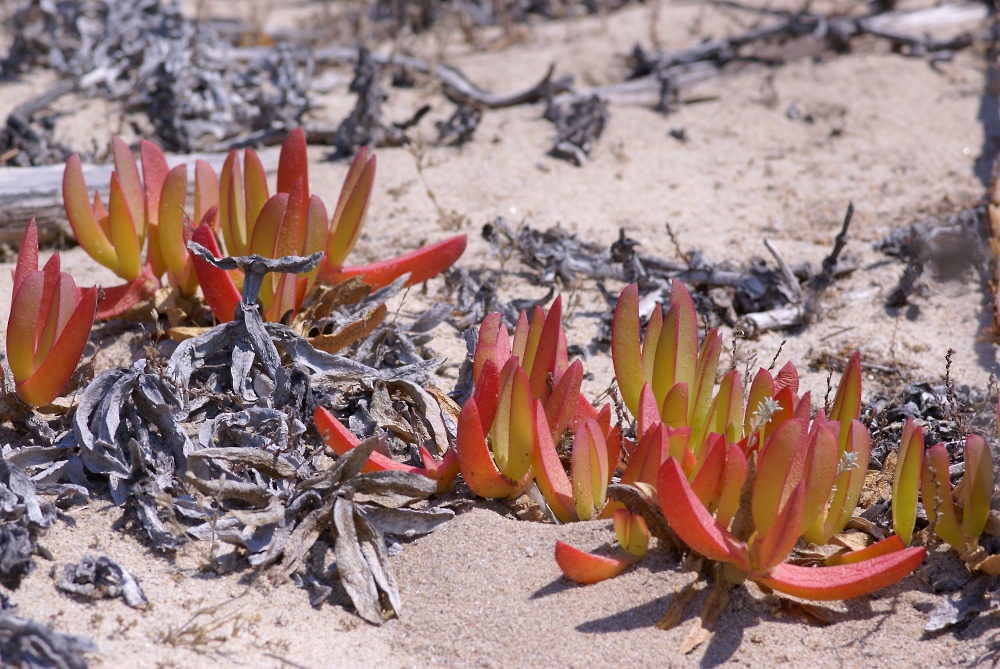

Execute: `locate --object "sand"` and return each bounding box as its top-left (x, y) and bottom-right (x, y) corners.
top-left (1, 1), bottom-right (999, 667)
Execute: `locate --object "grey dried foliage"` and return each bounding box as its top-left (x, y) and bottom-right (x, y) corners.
top-left (0, 611), bottom-right (96, 669)
top-left (4, 248), bottom-right (454, 623)
top-left (1, 0), bottom-right (313, 160)
top-left (468, 218), bottom-right (794, 345)
top-left (56, 555), bottom-right (149, 609)
top-left (0, 458), bottom-right (55, 589)
top-left (546, 94), bottom-right (608, 166)
top-left (334, 47), bottom-right (407, 157)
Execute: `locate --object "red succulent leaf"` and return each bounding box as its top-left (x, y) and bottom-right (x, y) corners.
top-left (528, 295), bottom-right (563, 400)
top-left (323, 234), bottom-right (467, 290)
top-left (191, 218), bottom-right (241, 323)
top-left (276, 126), bottom-right (308, 196)
top-left (611, 283), bottom-right (643, 417)
top-left (555, 541), bottom-right (639, 585)
top-left (651, 279), bottom-right (698, 409)
top-left (472, 358), bottom-right (502, 433)
top-left (94, 272), bottom-right (157, 320)
top-left (456, 397), bottom-right (526, 499)
top-left (751, 482), bottom-right (805, 574)
top-left (829, 351), bottom-right (862, 428)
top-left (657, 457), bottom-right (750, 572)
top-left (892, 418), bottom-right (924, 546)
top-left (473, 312), bottom-right (511, 385)
top-left (825, 534), bottom-right (905, 567)
top-left (756, 545), bottom-right (926, 601)
top-left (531, 401), bottom-right (576, 523)
top-left (544, 359), bottom-right (584, 440)
top-left (690, 432), bottom-right (727, 508)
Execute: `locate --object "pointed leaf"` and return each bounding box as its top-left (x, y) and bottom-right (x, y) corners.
top-left (277, 127), bottom-right (308, 196)
top-left (555, 541), bottom-right (638, 585)
top-left (658, 457), bottom-right (749, 571)
top-left (651, 280), bottom-right (698, 408)
top-left (12, 219), bottom-right (39, 296)
top-left (892, 418), bottom-right (924, 546)
top-left (961, 435), bottom-right (992, 547)
top-left (528, 296), bottom-right (563, 400)
top-left (190, 220), bottom-right (241, 323)
top-left (753, 419), bottom-right (806, 536)
top-left (751, 482), bottom-right (805, 574)
top-left (531, 402), bottom-right (575, 523)
top-left (108, 173), bottom-right (141, 280)
top-left (456, 398), bottom-right (523, 499)
top-left (326, 149), bottom-right (375, 268)
top-left (756, 546), bottom-right (926, 601)
top-left (323, 235), bottom-right (467, 289)
top-left (63, 155), bottom-right (116, 270)
top-left (614, 509), bottom-right (650, 558)
top-left (611, 283), bottom-right (643, 417)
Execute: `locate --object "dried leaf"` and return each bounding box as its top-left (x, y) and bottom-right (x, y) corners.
top-left (333, 496), bottom-right (382, 624)
top-left (56, 555), bottom-right (148, 610)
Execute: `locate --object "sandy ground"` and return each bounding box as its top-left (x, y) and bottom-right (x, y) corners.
top-left (2, 1), bottom-right (1000, 667)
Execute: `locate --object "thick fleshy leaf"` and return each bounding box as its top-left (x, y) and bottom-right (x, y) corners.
top-left (651, 279), bottom-right (698, 408)
top-left (531, 402), bottom-right (575, 523)
top-left (774, 361), bottom-right (799, 396)
top-left (33, 252), bottom-right (62, 364)
top-left (520, 306), bottom-right (546, 378)
top-left (544, 359), bottom-right (584, 440)
top-left (753, 419), bottom-right (806, 536)
top-left (35, 272), bottom-right (75, 366)
top-left (326, 148), bottom-right (376, 268)
top-left (63, 154), bottom-right (116, 270)
top-left (571, 419), bottom-right (608, 521)
top-left (829, 351), bottom-right (862, 430)
top-left (555, 541), bottom-right (638, 585)
top-left (193, 160), bottom-right (219, 232)
top-left (636, 383), bottom-right (660, 438)
top-left (315, 406), bottom-right (361, 454)
top-left (821, 419), bottom-right (871, 540)
top-left (94, 273), bottom-right (156, 320)
top-left (611, 283), bottom-right (643, 417)
top-left (8, 271), bottom-right (44, 382)
top-left (322, 235), bottom-right (467, 289)
top-left (614, 509), bottom-right (650, 558)
top-left (660, 382), bottom-right (689, 430)
top-left (800, 424), bottom-right (839, 532)
top-left (456, 398), bottom-right (524, 498)
top-left (108, 173), bottom-right (142, 280)
top-left (921, 442), bottom-right (964, 550)
top-left (743, 369), bottom-right (775, 445)
top-left (219, 150), bottom-right (245, 257)
top-left (962, 435), bottom-right (993, 546)
top-left (751, 482), bottom-right (805, 574)
top-left (689, 328), bottom-right (722, 449)
top-left (12, 219), bottom-right (39, 295)
top-left (15, 286), bottom-right (96, 407)
top-left (825, 534), bottom-right (904, 566)
top-left (715, 443), bottom-right (746, 529)
top-left (658, 457), bottom-right (749, 571)
top-left (111, 137), bottom-right (144, 241)
top-left (756, 545), bottom-right (926, 601)
top-left (158, 164), bottom-right (199, 296)
top-left (190, 220), bottom-right (241, 323)
top-left (689, 432), bottom-right (726, 508)
top-left (511, 310), bottom-right (529, 361)
top-left (493, 362), bottom-right (534, 482)
top-left (528, 296), bottom-right (563, 400)
top-left (706, 370), bottom-right (743, 444)
top-left (472, 359), bottom-right (501, 433)
top-left (892, 418), bottom-right (924, 546)
top-left (473, 312), bottom-right (511, 384)
top-left (621, 422), bottom-right (666, 487)
top-left (277, 126), bottom-right (308, 196)
top-left (641, 305), bottom-right (662, 388)
top-left (244, 148), bottom-right (270, 245)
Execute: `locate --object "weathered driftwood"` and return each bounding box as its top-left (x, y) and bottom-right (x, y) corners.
top-left (0, 147), bottom-right (279, 247)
